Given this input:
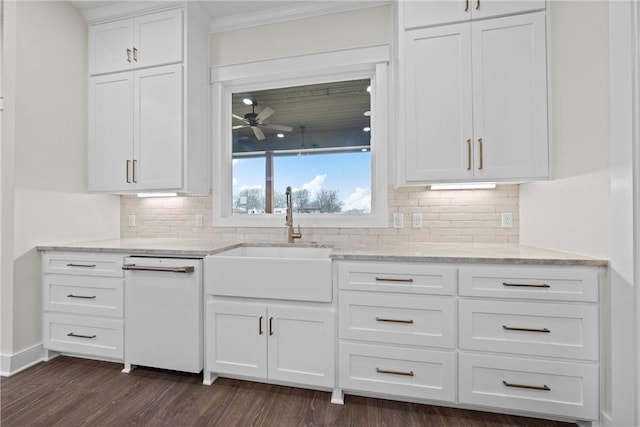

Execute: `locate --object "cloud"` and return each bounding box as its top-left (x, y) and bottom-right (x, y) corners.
top-left (343, 187), bottom-right (371, 213)
top-left (232, 177), bottom-right (238, 186)
top-left (232, 159), bottom-right (243, 166)
top-left (299, 174), bottom-right (326, 198)
top-left (239, 184), bottom-right (263, 191)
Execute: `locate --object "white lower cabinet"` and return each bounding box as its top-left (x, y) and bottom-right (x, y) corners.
top-left (206, 299), bottom-right (334, 388)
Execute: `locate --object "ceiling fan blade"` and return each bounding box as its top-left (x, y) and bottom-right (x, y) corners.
top-left (232, 124), bottom-right (248, 130)
top-left (232, 113), bottom-right (246, 121)
top-left (256, 107), bottom-right (274, 121)
top-left (262, 124), bottom-right (293, 132)
top-left (252, 126), bottom-right (266, 140)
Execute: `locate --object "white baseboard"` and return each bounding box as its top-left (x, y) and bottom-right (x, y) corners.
top-left (0, 343), bottom-right (44, 377)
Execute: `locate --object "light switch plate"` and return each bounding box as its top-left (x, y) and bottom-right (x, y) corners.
top-left (412, 213), bottom-right (423, 228)
top-left (128, 215), bottom-right (136, 227)
top-left (393, 213), bottom-right (404, 228)
top-left (501, 212), bottom-right (513, 228)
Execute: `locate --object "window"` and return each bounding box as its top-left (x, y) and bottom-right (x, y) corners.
top-left (211, 45), bottom-right (389, 228)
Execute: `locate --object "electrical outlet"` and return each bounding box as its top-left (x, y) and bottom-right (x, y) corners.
top-left (393, 213), bottom-right (404, 228)
top-left (501, 212), bottom-right (513, 228)
top-left (128, 215), bottom-right (136, 227)
top-left (412, 213), bottom-right (423, 228)
top-left (195, 214), bottom-right (203, 227)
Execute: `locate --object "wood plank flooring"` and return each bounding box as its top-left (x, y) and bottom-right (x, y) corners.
top-left (1, 356), bottom-right (577, 427)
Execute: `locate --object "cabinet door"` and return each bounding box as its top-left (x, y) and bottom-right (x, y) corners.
top-left (206, 300), bottom-right (267, 378)
top-left (133, 9), bottom-right (183, 69)
top-left (471, 12), bottom-right (548, 180)
top-left (88, 72), bottom-right (133, 192)
top-left (133, 64), bottom-right (184, 190)
top-left (267, 306), bottom-right (334, 388)
top-left (88, 19), bottom-right (134, 75)
top-left (403, 24), bottom-right (473, 182)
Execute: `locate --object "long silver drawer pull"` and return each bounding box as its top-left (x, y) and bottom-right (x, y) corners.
top-left (376, 317), bottom-right (414, 324)
top-left (122, 264), bottom-right (194, 273)
top-left (502, 282), bottom-right (550, 288)
top-left (66, 263), bottom-right (96, 268)
top-left (503, 380), bottom-right (550, 391)
top-left (67, 294), bottom-right (97, 299)
top-left (503, 325), bottom-right (550, 333)
top-left (376, 368), bottom-right (414, 377)
top-left (67, 332), bottom-right (96, 339)
top-left (375, 277), bottom-right (414, 283)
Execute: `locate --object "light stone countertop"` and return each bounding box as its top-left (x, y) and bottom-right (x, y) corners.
top-left (37, 238), bottom-right (608, 266)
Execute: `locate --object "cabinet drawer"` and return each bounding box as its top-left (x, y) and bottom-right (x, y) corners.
top-left (459, 265), bottom-right (599, 302)
top-left (43, 313), bottom-right (123, 360)
top-left (337, 261), bottom-right (456, 295)
top-left (339, 342), bottom-right (456, 402)
top-left (43, 275), bottom-right (124, 317)
top-left (459, 352), bottom-right (598, 420)
top-left (339, 291), bottom-right (455, 348)
top-left (459, 299), bottom-right (598, 361)
top-left (42, 252), bottom-right (124, 277)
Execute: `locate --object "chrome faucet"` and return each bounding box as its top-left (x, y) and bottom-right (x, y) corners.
top-left (285, 186), bottom-right (302, 243)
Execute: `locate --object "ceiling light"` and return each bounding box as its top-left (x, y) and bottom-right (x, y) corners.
top-left (277, 133), bottom-right (285, 138)
top-left (366, 85), bottom-right (371, 93)
top-left (363, 126), bottom-right (371, 132)
top-left (242, 98), bottom-right (254, 105)
top-left (361, 148), bottom-right (368, 152)
top-left (429, 183), bottom-right (496, 190)
top-left (137, 192), bottom-right (178, 198)
top-left (364, 111), bottom-right (371, 117)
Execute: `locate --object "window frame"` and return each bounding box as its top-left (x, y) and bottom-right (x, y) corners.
top-left (210, 45), bottom-right (390, 228)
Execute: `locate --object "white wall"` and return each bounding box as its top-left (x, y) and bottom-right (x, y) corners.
top-left (520, 1), bottom-right (611, 259)
top-left (210, 4), bottom-right (392, 66)
top-left (1, 0), bottom-right (119, 364)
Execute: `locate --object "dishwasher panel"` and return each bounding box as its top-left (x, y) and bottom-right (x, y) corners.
top-left (124, 257), bottom-right (203, 373)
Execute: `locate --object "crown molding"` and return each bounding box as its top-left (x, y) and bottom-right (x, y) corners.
top-left (80, 1), bottom-right (188, 24)
top-left (209, 1), bottom-right (389, 34)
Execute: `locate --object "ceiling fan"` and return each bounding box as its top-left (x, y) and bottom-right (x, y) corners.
top-left (232, 101), bottom-right (293, 141)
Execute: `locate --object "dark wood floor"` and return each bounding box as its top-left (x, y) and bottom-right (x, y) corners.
top-left (1, 356), bottom-right (577, 427)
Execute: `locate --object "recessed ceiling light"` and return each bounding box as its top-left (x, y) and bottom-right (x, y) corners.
top-left (242, 98), bottom-right (253, 105)
top-left (363, 111), bottom-right (371, 117)
top-left (363, 126), bottom-right (371, 132)
top-left (277, 133), bottom-right (285, 138)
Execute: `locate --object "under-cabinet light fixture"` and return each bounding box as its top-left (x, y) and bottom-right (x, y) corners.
top-left (137, 192), bottom-right (178, 198)
top-left (429, 183), bottom-right (496, 191)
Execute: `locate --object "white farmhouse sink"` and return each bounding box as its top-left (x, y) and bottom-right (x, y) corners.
top-left (205, 245), bottom-right (332, 302)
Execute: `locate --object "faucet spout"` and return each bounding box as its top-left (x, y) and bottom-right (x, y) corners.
top-left (285, 186), bottom-right (302, 243)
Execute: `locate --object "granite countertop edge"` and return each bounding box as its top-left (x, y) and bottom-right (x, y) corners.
top-left (36, 238), bottom-right (609, 267)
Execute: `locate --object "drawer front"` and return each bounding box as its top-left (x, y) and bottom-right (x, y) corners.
top-left (339, 291), bottom-right (456, 348)
top-left (459, 352), bottom-right (598, 420)
top-left (337, 261), bottom-right (456, 295)
top-left (43, 313), bottom-right (123, 360)
top-left (459, 299), bottom-right (598, 361)
top-left (340, 342), bottom-right (456, 402)
top-left (459, 265), bottom-right (599, 302)
top-left (44, 275), bottom-right (124, 317)
top-left (42, 252), bottom-right (124, 277)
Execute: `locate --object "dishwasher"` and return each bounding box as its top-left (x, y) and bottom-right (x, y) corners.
top-left (122, 256), bottom-right (202, 374)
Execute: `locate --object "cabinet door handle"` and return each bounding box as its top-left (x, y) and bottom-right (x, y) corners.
top-left (66, 263), bottom-right (96, 268)
top-left (269, 317), bottom-right (274, 336)
top-left (259, 316), bottom-right (264, 335)
top-left (122, 264), bottom-right (194, 273)
top-left (503, 325), bottom-right (550, 333)
top-left (126, 160), bottom-right (131, 183)
top-left (375, 277), bottom-right (414, 283)
top-left (478, 138), bottom-right (483, 170)
top-left (67, 294), bottom-right (97, 299)
top-left (464, 0), bottom-right (469, 12)
top-left (126, 48), bottom-right (132, 63)
top-left (376, 368), bottom-right (414, 377)
top-left (466, 138), bottom-right (472, 170)
top-left (376, 317), bottom-right (414, 324)
top-left (503, 380), bottom-right (550, 391)
top-left (133, 47), bottom-right (138, 62)
top-left (67, 332), bottom-right (96, 339)
top-left (132, 159), bottom-right (138, 183)
top-left (476, 0), bottom-right (480, 10)
top-left (503, 282), bottom-right (551, 289)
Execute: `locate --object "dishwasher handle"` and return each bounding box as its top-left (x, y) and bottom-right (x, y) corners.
top-left (122, 264), bottom-right (195, 273)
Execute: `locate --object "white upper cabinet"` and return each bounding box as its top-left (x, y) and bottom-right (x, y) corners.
top-left (399, 6), bottom-right (548, 184)
top-left (89, 9), bottom-right (183, 76)
top-left (402, 0), bottom-right (546, 29)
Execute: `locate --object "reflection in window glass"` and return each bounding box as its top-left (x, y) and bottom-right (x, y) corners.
top-left (231, 79), bottom-right (372, 215)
